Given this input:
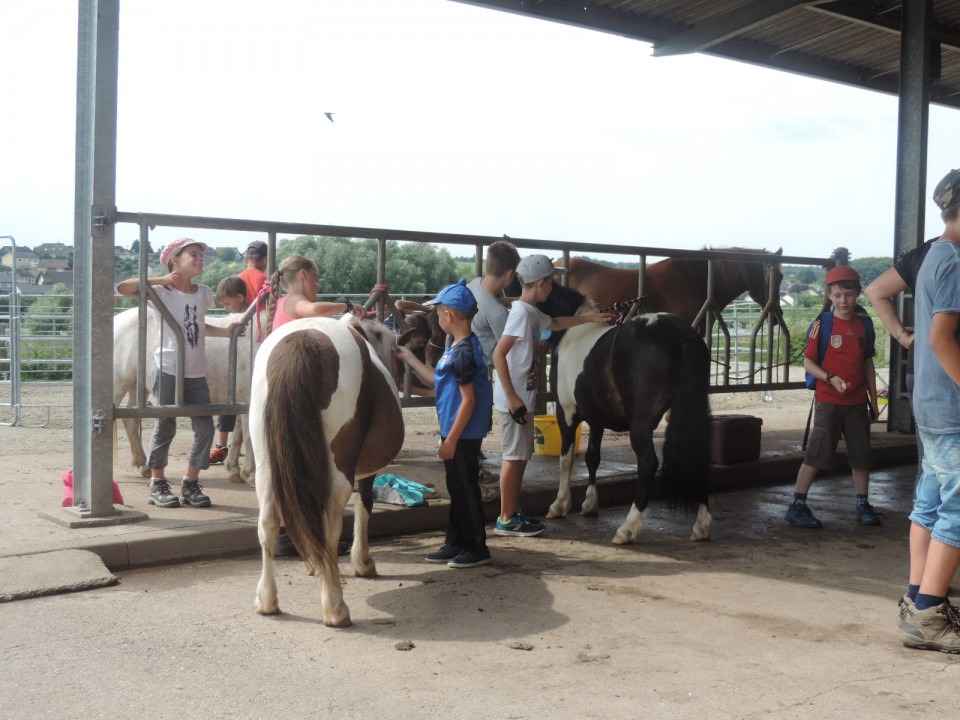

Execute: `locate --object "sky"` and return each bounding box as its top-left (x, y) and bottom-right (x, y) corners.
top-left (3, 0), bottom-right (960, 264)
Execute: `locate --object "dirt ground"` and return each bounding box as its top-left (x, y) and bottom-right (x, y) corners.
top-left (4, 381), bottom-right (957, 720)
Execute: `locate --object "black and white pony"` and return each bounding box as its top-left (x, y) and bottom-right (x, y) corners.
top-left (249, 314), bottom-right (403, 627)
top-left (541, 284), bottom-right (713, 544)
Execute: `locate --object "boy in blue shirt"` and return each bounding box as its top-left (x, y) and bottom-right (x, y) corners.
top-left (396, 280), bottom-right (494, 568)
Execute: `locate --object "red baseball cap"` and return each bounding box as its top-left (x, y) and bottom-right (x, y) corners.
top-left (825, 265), bottom-right (860, 286)
top-left (160, 237), bottom-right (208, 267)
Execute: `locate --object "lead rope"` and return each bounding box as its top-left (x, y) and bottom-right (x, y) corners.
top-left (600, 297), bottom-right (644, 327)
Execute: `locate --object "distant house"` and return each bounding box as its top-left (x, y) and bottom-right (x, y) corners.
top-left (37, 270), bottom-right (75, 291)
top-left (33, 242), bottom-right (73, 259)
top-left (0, 248), bottom-right (41, 269)
top-left (38, 259), bottom-right (71, 272)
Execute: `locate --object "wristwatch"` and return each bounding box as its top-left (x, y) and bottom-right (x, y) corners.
top-left (825, 373), bottom-right (835, 382)
top-left (344, 301), bottom-right (354, 314)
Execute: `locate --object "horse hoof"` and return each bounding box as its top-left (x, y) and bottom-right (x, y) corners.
top-left (690, 529), bottom-right (711, 542)
top-left (546, 503), bottom-right (568, 520)
top-left (324, 610), bottom-right (353, 628)
top-left (354, 560), bottom-right (377, 578)
top-left (579, 507), bottom-right (599, 518)
top-left (227, 473), bottom-right (243, 484)
top-left (611, 530), bottom-right (631, 545)
top-left (255, 600), bottom-right (280, 615)
top-left (138, 467), bottom-right (150, 478)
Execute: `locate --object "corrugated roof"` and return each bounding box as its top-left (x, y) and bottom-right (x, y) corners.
top-left (457, 1), bottom-right (960, 108)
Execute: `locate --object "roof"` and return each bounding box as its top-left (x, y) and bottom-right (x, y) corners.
top-left (457, 1), bottom-right (960, 109)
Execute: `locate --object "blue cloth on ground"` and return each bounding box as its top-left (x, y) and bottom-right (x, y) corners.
top-left (373, 474), bottom-right (437, 507)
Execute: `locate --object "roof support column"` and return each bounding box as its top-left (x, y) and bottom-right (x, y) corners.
top-left (888, 0), bottom-right (932, 434)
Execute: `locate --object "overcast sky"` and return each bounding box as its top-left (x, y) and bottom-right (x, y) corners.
top-left (3, 0), bottom-right (960, 263)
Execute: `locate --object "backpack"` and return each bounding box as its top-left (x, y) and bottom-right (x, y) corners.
top-left (804, 308), bottom-right (875, 390)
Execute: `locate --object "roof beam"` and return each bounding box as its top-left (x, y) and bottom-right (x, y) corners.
top-left (652, 0), bottom-right (831, 57)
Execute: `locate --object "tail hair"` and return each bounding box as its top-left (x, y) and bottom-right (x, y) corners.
top-left (659, 331), bottom-right (712, 513)
top-left (263, 332), bottom-right (336, 570)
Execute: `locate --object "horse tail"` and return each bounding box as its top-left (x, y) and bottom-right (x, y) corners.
top-left (263, 331), bottom-right (336, 569)
top-left (660, 323), bottom-right (712, 513)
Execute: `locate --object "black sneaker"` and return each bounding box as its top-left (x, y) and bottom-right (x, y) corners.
top-left (856, 502), bottom-right (882, 526)
top-left (425, 545), bottom-right (462, 563)
top-left (147, 478), bottom-right (180, 508)
top-left (447, 547), bottom-right (492, 569)
top-left (784, 501), bottom-right (822, 528)
top-left (180, 477), bottom-right (211, 507)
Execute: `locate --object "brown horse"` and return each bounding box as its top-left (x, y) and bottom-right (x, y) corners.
top-left (565, 248), bottom-right (783, 323)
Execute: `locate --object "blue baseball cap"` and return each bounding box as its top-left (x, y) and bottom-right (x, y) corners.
top-left (425, 279), bottom-right (477, 314)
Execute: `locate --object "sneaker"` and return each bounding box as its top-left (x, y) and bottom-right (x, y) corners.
top-left (495, 513), bottom-right (545, 537)
top-left (900, 601), bottom-right (960, 653)
top-left (180, 477), bottom-right (212, 508)
top-left (856, 502), bottom-right (882, 526)
top-left (275, 531), bottom-right (299, 557)
top-left (447, 548), bottom-right (492, 569)
top-left (425, 545), bottom-right (462, 563)
top-left (784, 501), bottom-right (822, 528)
top-left (147, 478), bottom-right (180, 508)
top-left (209, 444), bottom-right (228, 465)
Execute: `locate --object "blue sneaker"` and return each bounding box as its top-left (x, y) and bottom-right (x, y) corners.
top-left (447, 547), bottom-right (492, 569)
top-left (495, 513), bottom-right (545, 537)
top-left (785, 501), bottom-right (822, 528)
top-left (425, 545), bottom-right (461, 563)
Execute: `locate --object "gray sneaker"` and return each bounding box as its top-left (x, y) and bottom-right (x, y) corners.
top-left (148, 478), bottom-right (180, 508)
top-left (898, 593), bottom-right (917, 627)
top-left (900, 601), bottom-right (960, 653)
top-left (180, 477), bottom-right (211, 508)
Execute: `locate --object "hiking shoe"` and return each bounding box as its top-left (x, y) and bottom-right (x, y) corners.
top-left (856, 502), bottom-right (882, 526)
top-left (147, 478), bottom-right (180, 508)
top-left (495, 513), bottom-right (545, 537)
top-left (900, 601), bottom-right (960, 653)
top-left (180, 477), bottom-right (212, 508)
top-left (785, 501), bottom-right (822, 528)
top-left (899, 593), bottom-right (917, 627)
top-left (208, 444), bottom-right (228, 465)
top-left (425, 545), bottom-right (462, 563)
top-left (448, 547), bottom-right (492, 569)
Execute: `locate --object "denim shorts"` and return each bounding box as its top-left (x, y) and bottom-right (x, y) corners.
top-left (909, 431), bottom-right (960, 549)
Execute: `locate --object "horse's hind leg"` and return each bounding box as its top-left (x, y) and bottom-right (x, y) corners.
top-left (320, 484), bottom-right (353, 627)
top-left (350, 475), bottom-right (377, 578)
top-left (613, 431), bottom-right (658, 545)
top-left (580, 428), bottom-right (604, 517)
top-left (225, 418), bottom-right (243, 483)
top-left (255, 489), bottom-right (281, 616)
top-left (690, 503), bottom-right (712, 542)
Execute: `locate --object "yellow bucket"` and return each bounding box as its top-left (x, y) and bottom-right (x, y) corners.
top-left (533, 415), bottom-right (583, 456)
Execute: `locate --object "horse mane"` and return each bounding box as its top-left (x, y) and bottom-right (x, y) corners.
top-left (700, 246), bottom-right (781, 306)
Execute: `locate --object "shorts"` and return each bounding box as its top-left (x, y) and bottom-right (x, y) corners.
top-left (804, 401), bottom-right (871, 470)
top-left (909, 431), bottom-right (960, 549)
top-left (499, 410), bottom-right (534, 461)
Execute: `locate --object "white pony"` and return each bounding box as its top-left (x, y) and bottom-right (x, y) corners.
top-left (249, 315), bottom-right (402, 627)
top-left (112, 306), bottom-right (262, 485)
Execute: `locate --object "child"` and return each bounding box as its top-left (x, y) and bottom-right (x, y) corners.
top-left (238, 240), bottom-right (268, 305)
top-left (898, 168), bottom-right (960, 652)
top-left (492, 254), bottom-right (613, 537)
top-left (785, 264), bottom-right (880, 529)
top-left (209, 276), bottom-right (248, 464)
top-left (396, 279), bottom-right (494, 568)
top-left (265, 255), bottom-right (364, 331)
top-left (116, 237), bottom-right (240, 508)
top-left (467, 239), bottom-right (520, 501)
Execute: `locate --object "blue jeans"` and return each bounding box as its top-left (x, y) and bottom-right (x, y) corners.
top-left (910, 431), bottom-right (960, 549)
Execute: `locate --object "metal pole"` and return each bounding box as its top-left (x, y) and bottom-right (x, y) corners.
top-left (70, 0), bottom-right (127, 519)
top-left (888, 0), bottom-right (931, 434)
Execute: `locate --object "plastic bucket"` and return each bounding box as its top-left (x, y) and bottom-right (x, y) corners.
top-left (533, 414), bottom-right (583, 456)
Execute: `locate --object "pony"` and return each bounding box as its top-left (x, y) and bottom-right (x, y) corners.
top-left (112, 306), bottom-right (262, 485)
top-left (564, 248), bottom-right (783, 324)
top-left (395, 299), bottom-right (446, 366)
top-left (249, 314), bottom-right (403, 626)
top-left (540, 283), bottom-right (713, 544)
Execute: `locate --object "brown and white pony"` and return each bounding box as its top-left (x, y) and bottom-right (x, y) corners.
top-left (248, 314), bottom-right (402, 626)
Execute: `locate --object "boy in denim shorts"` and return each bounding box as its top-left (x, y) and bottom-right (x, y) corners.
top-left (491, 254), bottom-right (612, 536)
top-left (785, 264), bottom-right (880, 528)
top-left (899, 169), bottom-right (960, 652)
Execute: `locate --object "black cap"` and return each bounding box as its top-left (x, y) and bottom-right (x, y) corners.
top-left (245, 240), bottom-right (267, 258)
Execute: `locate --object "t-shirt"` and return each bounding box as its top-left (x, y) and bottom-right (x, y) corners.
top-left (805, 311), bottom-right (875, 406)
top-left (434, 334), bottom-right (492, 440)
top-left (913, 239), bottom-right (960, 434)
top-left (150, 284), bottom-right (214, 377)
top-left (467, 276), bottom-right (509, 372)
top-left (238, 267), bottom-right (267, 305)
top-left (493, 300), bottom-right (551, 413)
top-left (893, 237), bottom-right (937, 291)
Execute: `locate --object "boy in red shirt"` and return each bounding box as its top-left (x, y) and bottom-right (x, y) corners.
top-left (786, 265), bottom-right (881, 528)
